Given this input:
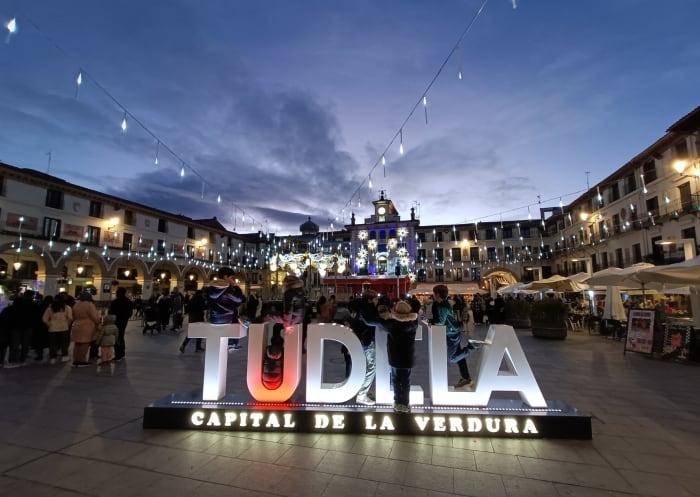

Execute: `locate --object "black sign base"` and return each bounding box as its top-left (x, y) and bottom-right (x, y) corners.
top-left (143, 393), bottom-right (591, 439)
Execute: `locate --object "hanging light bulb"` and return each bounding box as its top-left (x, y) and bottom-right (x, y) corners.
top-left (120, 112), bottom-right (128, 132)
top-left (512, 0), bottom-right (517, 8)
top-left (368, 174), bottom-right (372, 189)
top-left (381, 155), bottom-right (386, 166)
top-left (6, 17), bottom-right (17, 34)
top-left (423, 95), bottom-right (428, 124)
top-left (180, 164), bottom-right (185, 177)
top-left (217, 193), bottom-right (221, 203)
top-left (399, 129), bottom-right (404, 155)
top-left (76, 70), bottom-right (82, 87)
top-left (456, 43), bottom-right (463, 80)
top-left (154, 141), bottom-right (160, 165)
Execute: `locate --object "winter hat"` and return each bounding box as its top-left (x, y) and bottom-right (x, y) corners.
top-left (391, 300), bottom-right (418, 322)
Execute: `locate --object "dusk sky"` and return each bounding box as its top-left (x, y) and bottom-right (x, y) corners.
top-left (1, 0), bottom-right (698, 235)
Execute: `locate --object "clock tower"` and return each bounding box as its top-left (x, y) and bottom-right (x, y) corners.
top-left (373, 190), bottom-right (398, 223)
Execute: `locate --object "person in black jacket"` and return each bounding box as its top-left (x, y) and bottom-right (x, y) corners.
top-left (377, 300), bottom-right (418, 413)
top-left (108, 287), bottom-right (133, 361)
top-left (179, 289), bottom-right (206, 353)
top-left (348, 289), bottom-right (380, 405)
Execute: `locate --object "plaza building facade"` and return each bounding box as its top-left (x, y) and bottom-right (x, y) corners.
top-left (1, 106), bottom-right (699, 303)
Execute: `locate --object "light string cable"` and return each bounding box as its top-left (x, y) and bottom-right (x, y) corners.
top-left (338, 0), bottom-right (491, 218)
top-left (461, 189), bottom-right (587, 225)
top-left (8, 12), bottom-right (263, 234)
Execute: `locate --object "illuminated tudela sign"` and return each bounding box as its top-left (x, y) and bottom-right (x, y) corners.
top-left (143, 324), bottom-right (592, 438)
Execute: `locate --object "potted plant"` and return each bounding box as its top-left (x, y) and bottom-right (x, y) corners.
top-left (504, 298), bottom-right (532, 329)
top-left (529, 298), bottom-right (568, 339)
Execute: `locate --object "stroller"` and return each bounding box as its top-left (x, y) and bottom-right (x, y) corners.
top-left (142, 304), bottom-right (161, 335)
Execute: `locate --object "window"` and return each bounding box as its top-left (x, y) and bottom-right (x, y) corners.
top-left (504, 246), bottom-right (513, 259)
top-left (124, 209), bottom-right (134, 225)
top-left (486, 229), bottom-right (496, 240)
top-left (487, 247), bottom-right (497, 261)
top-left (434, 248), bottom-right (444, 262)
top-left (611, 183), bottom-right (620, 201)
top-left (89, 200), bottom-right (103, 218)
top-left (632, 244), bottom-right (642, 263)
top-left (433, 232), bottom-right (443, 242)
top-left (646, 196), bottom-right (659, 217)
top-left (615, 248), bottom-right (624, 267)
top-left (417, 249), bottom-right (427, 263)
top-left (521, 226), bottom-right (531, 238)
top-left (122, 233), bottom-right (133, 250)
top-left (389, 228), bottom-right (396, 239)
top-left (45, 189), bottom-right (63, 209)
top-left (435, 268), bottom-right (444, 282)
top-left (0, 175), bottom-right (5, 196)
top-left (642, 160), bottom-right (657, 183)
top-left (675, 139), bottom-right (689, 158)
top-left (624, 174), bottom-right (636, 195)
top-left (450, 230), bottom-right (461, 242)
top-left (157, 239), bottom-right (166, 255)
top-left (451, 247), bottom-right (461, 262)
top-left (469, 247), bottom-right (480, 261)
top-left (612, 213), bottom-right (621, 234)
top-left (502, 227), bottom-right (513, 239)
top-left (158, 219), bottom-right (167, 233)
top-left (85, 226), bottom-right (100, 246)
top-left (42, 217), bottom-right (61, 239)
top-left (379, 229), bottom-right (386, 240)
top-left (416, 232), bottom-right (426, 242)
top-left (369, 230), bottom-right (377, 240)
top-left (378, 243), bottom-right (387, 253)
top-left (187, 226), bottom-right (195, 239)
top-left (601, 251), bottom-right (609, 269)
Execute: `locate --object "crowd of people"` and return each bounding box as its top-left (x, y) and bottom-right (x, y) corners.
top-left (1, 279), bottom-right (485, 413)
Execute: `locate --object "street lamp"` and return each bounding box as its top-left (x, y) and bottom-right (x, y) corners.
top-left (672, 159), bottom-right (700, 177)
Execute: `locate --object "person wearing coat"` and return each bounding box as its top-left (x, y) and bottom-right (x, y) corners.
top-left (70, 292), bottom-right (101, 367)
top-left (377, 300), bottom-right (418, 413)
top-left (97, 313), bottom-right (118, 364)
top-left (42, 294), bottom-right (73, 364)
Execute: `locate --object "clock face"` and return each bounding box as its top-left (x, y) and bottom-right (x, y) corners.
top-left (378, 206), bottom-right (386, 215)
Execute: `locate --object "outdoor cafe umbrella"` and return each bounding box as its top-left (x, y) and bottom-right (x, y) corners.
top-left (584, 263), bottom-right (655, 289)
top-left (526, 274), bottom-right (589, 293)
top-left (636, 257), bottom-right (700, 327)
top-left (635, 256), bottom-right (700, 286)
top-left (602, 286), bottom-right (627, 321)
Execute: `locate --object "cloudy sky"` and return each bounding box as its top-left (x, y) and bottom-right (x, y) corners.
top-left (1, 0), bottom-right (698, 235)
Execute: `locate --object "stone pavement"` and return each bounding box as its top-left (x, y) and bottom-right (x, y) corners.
top-left (1, 318), bottom-right (700, 497)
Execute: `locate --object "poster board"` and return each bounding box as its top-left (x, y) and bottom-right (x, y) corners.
top-left (625, 309), bottom-right (654, 355)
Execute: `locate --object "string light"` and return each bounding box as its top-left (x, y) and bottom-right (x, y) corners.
top-left (399, 128), bottom-right (404, 155)
top-left (423, 95), bottom-right (428, 124)
top-left (217, 193), bottom-right (221, 204)
top-left (368, 174), bottom-right (372, 189)
top-left (120, 112), bottom-right (127, 132)
top-left (154, 141), bottom-right (159, 165)
top-left (457, 43), bottom-right (463, 80)
top-left (75, 69), bottom-right (82, 98)
top-left (180, 164), bottom-right (185, 177)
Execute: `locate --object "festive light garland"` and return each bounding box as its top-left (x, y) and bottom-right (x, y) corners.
top-left (5, 2), bottom-right (600, 240)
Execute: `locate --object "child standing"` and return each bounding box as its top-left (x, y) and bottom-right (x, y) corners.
top-left (97, 314), bottom-right (118, 364)
top-left (378, 300), bottom-right (418, 413)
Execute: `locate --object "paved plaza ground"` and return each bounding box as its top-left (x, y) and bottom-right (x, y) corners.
top-left (1, 317), bottom-right (699, 497)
